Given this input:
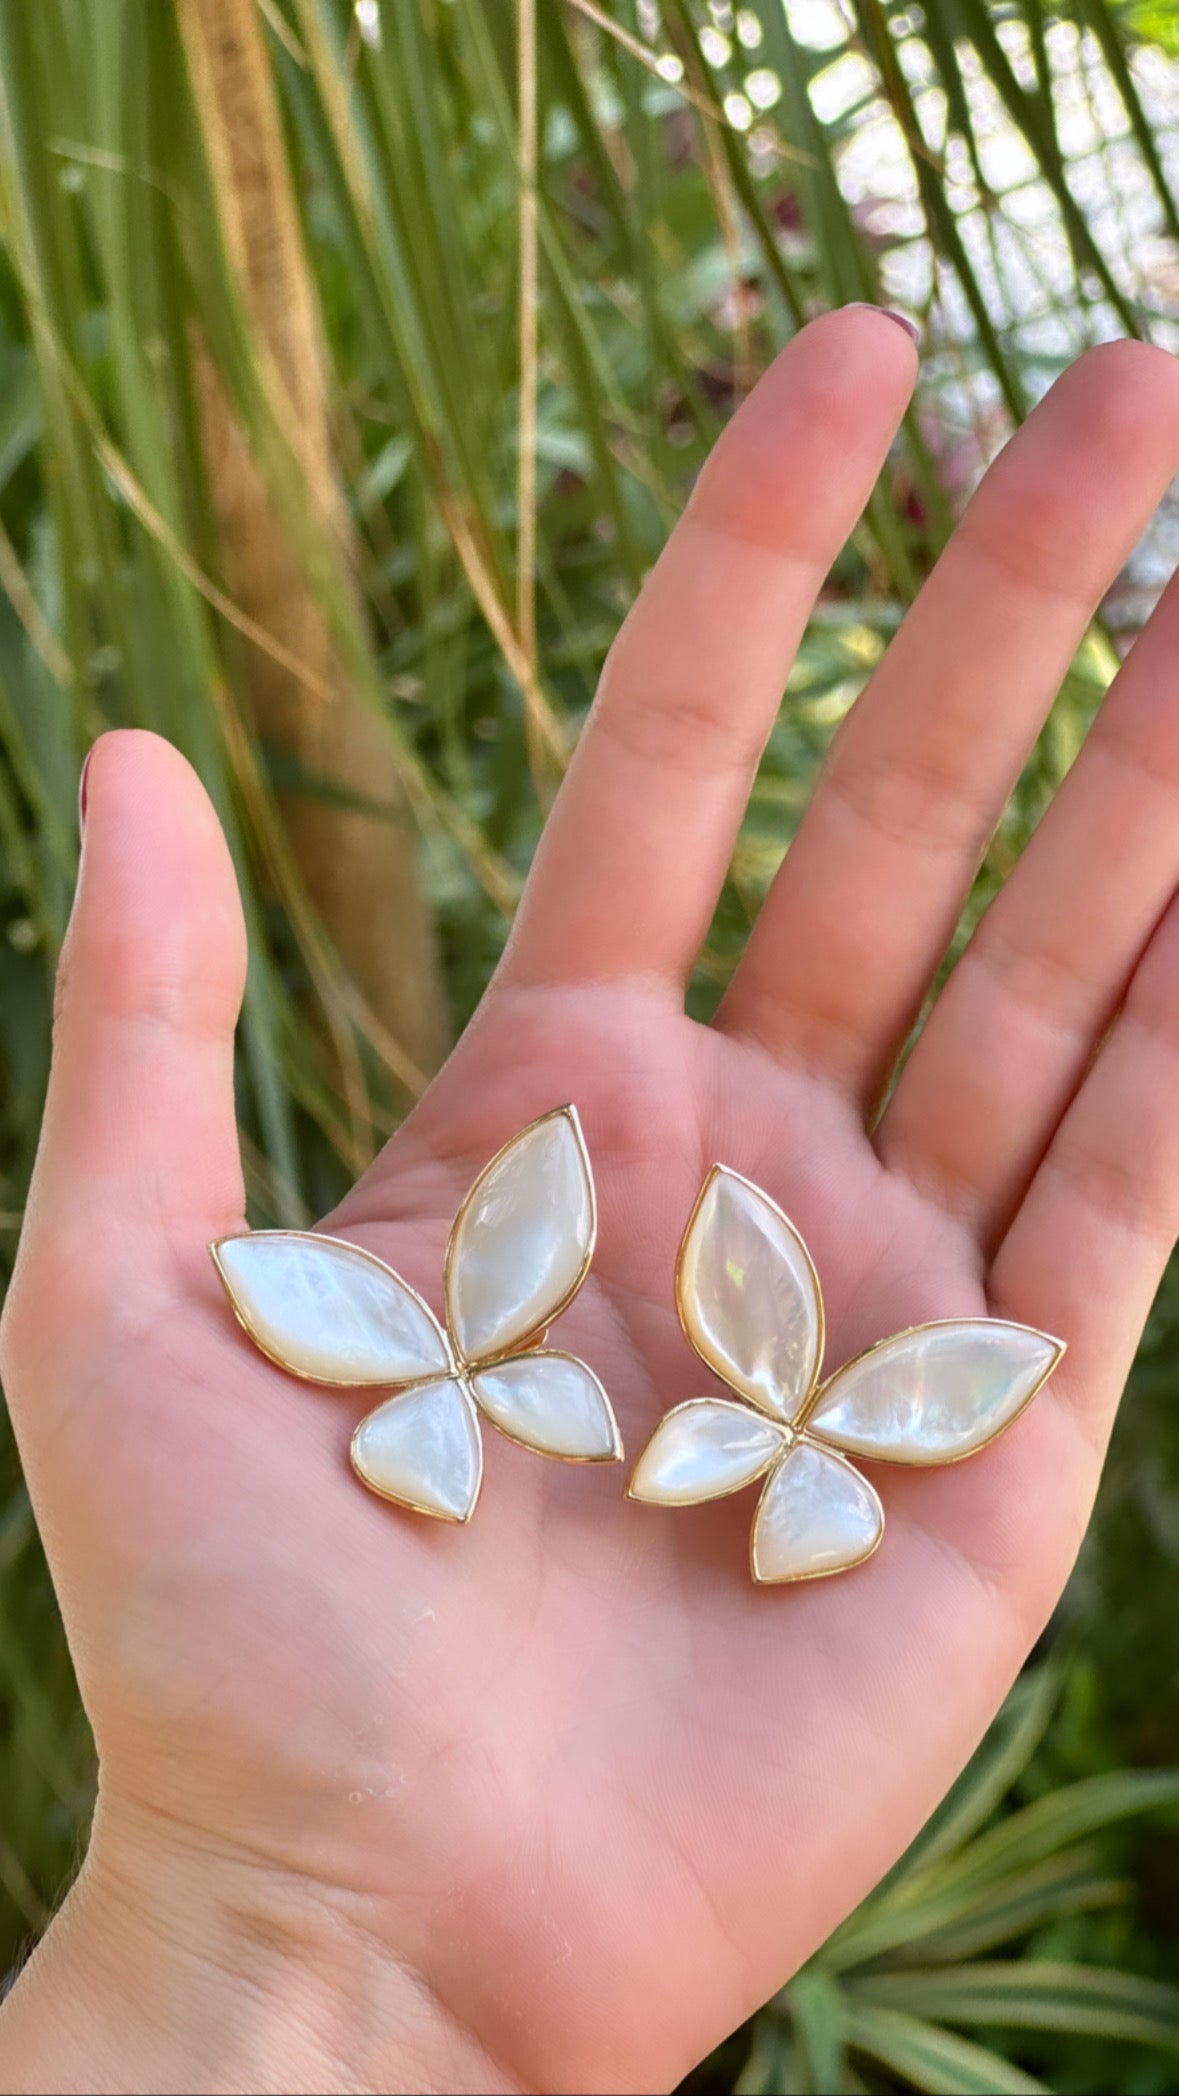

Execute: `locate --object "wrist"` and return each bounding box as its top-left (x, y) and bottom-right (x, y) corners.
top-left (0, 1795), bottom-right (519, 2096)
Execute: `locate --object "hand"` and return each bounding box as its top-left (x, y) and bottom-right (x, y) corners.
top-left (6, 309), bottom-right (1179, 2096)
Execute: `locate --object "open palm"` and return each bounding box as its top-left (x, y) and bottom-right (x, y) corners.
top-left (7, 309), bottom-right (1179, 2096)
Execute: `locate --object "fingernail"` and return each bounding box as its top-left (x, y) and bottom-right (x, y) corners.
top-left (880, 308), bottom-right (921, 346)
top-left (79, 745), bottom-right (94, 832)
top-left (846, 301), bottom-right (921, 347)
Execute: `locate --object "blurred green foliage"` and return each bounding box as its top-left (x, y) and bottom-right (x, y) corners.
top-left (0, 1), bottom-right (1178, 2087)
top-left (698, 1664), bottom-right (1179, 2092)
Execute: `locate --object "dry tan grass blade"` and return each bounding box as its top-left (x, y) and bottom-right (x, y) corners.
top-left (179, 0), bottom-right (450, 1084)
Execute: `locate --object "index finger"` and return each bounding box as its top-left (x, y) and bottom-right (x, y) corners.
top-left (497, 306), bottom-right (918, 994)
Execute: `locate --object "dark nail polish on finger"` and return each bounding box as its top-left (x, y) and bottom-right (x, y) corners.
top-left (845, 301), bottom-right (921, 347)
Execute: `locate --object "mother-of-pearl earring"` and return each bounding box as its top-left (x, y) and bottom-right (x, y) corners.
top-left (211, 1106), bottom-right (621, 1524)
top-left (628, 1167), bottom-right (1063, 1584)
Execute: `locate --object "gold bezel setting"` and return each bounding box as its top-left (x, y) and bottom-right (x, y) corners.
top-left (209, 1231), bottom-right (455, 1388)
top-left (631, 1165), bottom-right (1064, 1585)
top-left (211, 1105), bottom-right (621, 1523)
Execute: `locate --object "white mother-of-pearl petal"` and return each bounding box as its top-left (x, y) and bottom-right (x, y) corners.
top-left (471, 1352), bottom-right (621, 1461)
top-left (752, 1442), bottom-right (883, 1583)
top-left (351, 1376), bottom-right (482, 1520)
top-left (628, 1399), bottom-right (788, 1506)
top-left (678, 1170), bottom-right (823, 1421)
top-left (212, 1232), bottom-right (451, 1386)
top-left (447, 1110), bottom-right (594, 1364)
top-left (807, 1320), bottom-right (1063, 1465)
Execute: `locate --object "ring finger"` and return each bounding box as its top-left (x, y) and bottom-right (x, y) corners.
top-left (877, 560), bottom-right (1179, 1248)
top-left (718, 341), bottom-right (1179, 1112)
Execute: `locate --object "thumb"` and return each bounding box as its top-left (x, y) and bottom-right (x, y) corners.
top-left (6, 731), bottom-right (247, 1388)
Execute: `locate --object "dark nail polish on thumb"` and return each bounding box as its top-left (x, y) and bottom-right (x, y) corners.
top-left (78, 746), bottom-right (94, 833)
top-left (880, 308), bottom-right (920, 346)
top-left (845, 301), bottom-right (921, 347)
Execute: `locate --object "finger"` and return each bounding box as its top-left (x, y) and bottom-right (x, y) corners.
top-left (989, 883), bottom-right (1179, 1447)
top-left (720, 340), bottom-right (1179, 1101)
top-left (878, 565), bottom-right (1179, 1246)
top-left (498, 306), bottom-right (918, 992)
top-left (2, 731), bottom-right (247, 1414)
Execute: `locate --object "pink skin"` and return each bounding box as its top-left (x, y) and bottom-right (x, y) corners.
top-left (6, 309), bottom-right (1179, 2095)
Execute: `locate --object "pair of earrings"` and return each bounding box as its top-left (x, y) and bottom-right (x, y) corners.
top-left (211, 1106), bottom-right (1063, 1585)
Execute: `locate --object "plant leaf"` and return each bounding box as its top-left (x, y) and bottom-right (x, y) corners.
top-left (931, 1771), bottom-right (1179, 1901)
top-left (870, 1854), bottom-right (1128, 1968)
top-left (850, 1962), bottom-right (1179, 2054)
top-left (819, 1770), bottom-right (1179, 1972)
top-left (840, 2002), bottom-right (1047, 2095)
top-left (784, 1968), bottom-right (847, 2095)
top-left (734, 2017), bottom-right (802, 2096)
top-left (886, 1664), bottom-right (1064, 1883)
top-left (823, 1852), bottom-right (1124, 1976)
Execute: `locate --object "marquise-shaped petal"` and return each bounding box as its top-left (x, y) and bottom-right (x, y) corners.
top-left (471, 1352), bottom-right (621, 1461)
top-left (446, 1108), bottom-right (595, 1365)
top-left (211, 1232), bottom-right (452, 1387)
top-left (806, 1320), bottom-right (1063, 1465)
top-left (628, 1398), bottom-right (787, 1506)
top-left (751, 1442), bottom-right (883, 1583)
top-left (351, 1376), bottom-right (482, 1521)
top-left (677, 1168), bottom-right (823, 1421)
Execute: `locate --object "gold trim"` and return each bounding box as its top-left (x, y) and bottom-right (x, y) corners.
top-left (210, 1105), bottom-right (622, 1526)
top-left (631, 1161), bottom-right (1068, 1587)
top-left (750, 1443), bottom-right (885, 1585)
top-left (349, 1376), bottom-right (484, 1524)
top-left (800, 1318), bottom-right (1066, 1465)
top-left (673, 1164), bottom-right (826, 1425)
top-left (625, 1397), bottom-right (788, 1505)
top-left (470, 1349), bottom-right (624, 1464)
top-left (208, 1230), bottom-right (454, 1389)
top-left (443, 1104), bottom-right (598, 1369)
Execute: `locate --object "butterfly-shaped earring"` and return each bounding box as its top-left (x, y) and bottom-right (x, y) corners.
top-left (211, 1106), bottom-right (622, 1523)
top-left (628, 1167), bottom-right (1063, 1583)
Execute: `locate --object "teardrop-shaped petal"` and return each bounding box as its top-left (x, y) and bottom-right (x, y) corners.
top-left (211, 1232), bottom-right (452, 1386)
top-left (628, 1398), bottom-right (787, 1506)
top-left (351, 1376), bottom-right (482, 1521)
top-left (676, 1168), bottom-right (823, 1421)
top-left (471, 1352), bottom-right (622, 1462)
top-left (446, 1108), bottom-right (595, 1365)
top-left (751, 1442), bottom-right (883, 1583)
top-left (806, 1320), bottom-right (1064, 1465)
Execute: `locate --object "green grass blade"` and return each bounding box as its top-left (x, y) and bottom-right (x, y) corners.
top-left (841, 2001), bottom-right (1048, 2094)
top-left (850, 1960), bottom-right (1179, 2052)
top-left (889, 1665), bottom-right (1065, 1882)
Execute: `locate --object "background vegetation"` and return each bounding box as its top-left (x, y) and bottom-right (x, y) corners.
top-left (1, 1), bottom-right (1178, 2087)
